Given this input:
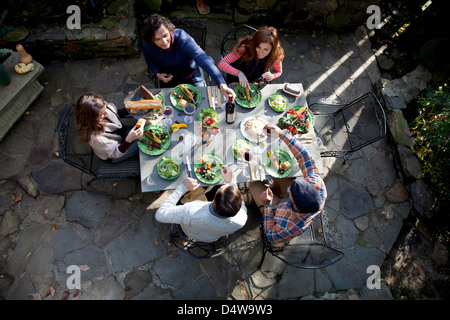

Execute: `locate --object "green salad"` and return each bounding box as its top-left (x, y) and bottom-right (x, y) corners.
top-left (157, 157), bottom-right (182, 180)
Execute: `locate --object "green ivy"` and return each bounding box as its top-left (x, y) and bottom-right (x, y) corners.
top-left (410, 83), bottom-right (450, 201)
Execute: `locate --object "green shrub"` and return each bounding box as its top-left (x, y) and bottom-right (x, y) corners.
top-left (410, 83), bottom-right (450, 202)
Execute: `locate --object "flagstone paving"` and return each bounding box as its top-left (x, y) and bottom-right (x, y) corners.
top-left (0, 20), bottom-right (408, 300)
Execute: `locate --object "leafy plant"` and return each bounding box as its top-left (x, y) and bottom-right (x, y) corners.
top-left (410, 83), bottom-right (450, 201)
top-left (0, 48), bottom-right (13, 58)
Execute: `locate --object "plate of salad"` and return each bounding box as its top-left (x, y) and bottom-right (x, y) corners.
top-left (267, 93), bottom-right (288, 112)
top-left (197, 108), bottom-right (220, 128)
top-left (231, 139), bottom-right (253, 161)
top-left (277, 105), bottom-right (314, 134)
top-left (157, 156), bottom-right (182, 180)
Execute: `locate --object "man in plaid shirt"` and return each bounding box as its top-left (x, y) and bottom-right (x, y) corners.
top-left (249, 123), bottom-right (327, 243)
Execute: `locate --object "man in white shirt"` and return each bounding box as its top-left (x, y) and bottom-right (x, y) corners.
top-left (155, 166), bottom-right (247, 243)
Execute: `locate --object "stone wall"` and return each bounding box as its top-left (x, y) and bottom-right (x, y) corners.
top-left (234, 0), bottom-right (382, 29)
top-left (7, 0), bottom-right (139, 61)
top-left (157, 0), bottom-right (382, 30)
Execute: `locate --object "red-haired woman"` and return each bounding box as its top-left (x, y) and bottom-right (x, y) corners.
top-left (218, 26), bottom-right (285, 88)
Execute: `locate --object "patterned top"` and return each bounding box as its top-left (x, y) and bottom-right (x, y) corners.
top-left (263, 130), bottom-right (327, 243)
top-left (218, 46), bottom-right (282, 79)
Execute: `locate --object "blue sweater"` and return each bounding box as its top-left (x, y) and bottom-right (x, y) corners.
top-left (142, 29), bottom-right (225, 86)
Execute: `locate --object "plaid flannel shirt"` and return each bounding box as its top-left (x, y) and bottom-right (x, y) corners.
top-left (263, 130), bottom-right (327, 242)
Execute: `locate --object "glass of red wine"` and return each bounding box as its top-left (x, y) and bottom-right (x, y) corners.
top-left (183, 103), bottom-right (195, 124)
top-left (162, 105), bottom-right (174, 127)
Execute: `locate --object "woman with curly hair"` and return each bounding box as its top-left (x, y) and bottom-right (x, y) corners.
top-left (218, 26), bottom-right (285, 88)
top-left (74, 93), bottom-right (143, 163)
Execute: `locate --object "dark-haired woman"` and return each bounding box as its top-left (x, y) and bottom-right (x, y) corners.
top-left (74, 94), bottom-right (143, 163)
top-left (141, 14), bottom-right (236, 102)
top-left (218, 26), bottom-right (284, 88)
top-left (155, 166), bottom-right (247, 242)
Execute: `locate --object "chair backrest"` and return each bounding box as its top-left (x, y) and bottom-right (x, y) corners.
top-left (149, 18), bottom-right (208, 88)
top-left (309, 92), bottom-right (387, 158)
top-left (57, 104), bottom-right (140, 181)
top-left (170, 224), bottom-right (228, 259)
top-left (57, 104), bottom-right (97, 176)
top-left (171, 18), bottom-right (207, 50)
top-left (259, 210), bottom-right (344, 269)
top-left (220, 24), bottom-right (257, 59)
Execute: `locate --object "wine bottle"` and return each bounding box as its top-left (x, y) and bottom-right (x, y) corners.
top-left (226, 97), bottom-right (235, 124)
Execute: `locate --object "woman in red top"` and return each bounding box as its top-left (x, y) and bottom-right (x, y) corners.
top-left (218, 26), bottom-right (284, 88)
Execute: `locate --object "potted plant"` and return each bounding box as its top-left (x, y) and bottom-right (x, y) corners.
top-left (0, 48), bottom-right (13, 86)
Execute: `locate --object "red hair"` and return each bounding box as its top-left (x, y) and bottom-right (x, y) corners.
top-left (233, 26), bottom-right (284, 72)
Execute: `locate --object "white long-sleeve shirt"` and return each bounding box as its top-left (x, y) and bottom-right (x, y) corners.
top-left (155, 181), bottom-right (247, 242)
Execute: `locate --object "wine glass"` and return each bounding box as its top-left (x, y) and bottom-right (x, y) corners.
top-left (183, 103), bottom-right (195, 124)
top-left (162, 105), bottom-right (174, 128)
top-left (240, 148), bottom-right (254, 178)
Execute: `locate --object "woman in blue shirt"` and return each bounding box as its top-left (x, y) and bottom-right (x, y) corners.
top-left (141, 14), bottom-right (235, 101)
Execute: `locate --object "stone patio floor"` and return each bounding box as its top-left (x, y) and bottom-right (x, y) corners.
top-left (0, 20), bottom-right (405, 300)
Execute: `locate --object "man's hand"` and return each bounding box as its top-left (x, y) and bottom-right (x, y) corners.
top-left (220, 165), bottom-right (234, 183)
top-left (219, 83), bottom-right (236, 103)
top-left (260, 187), bottom-right (273, 207)
top-left (263, 123), bottom-right (284, 139)
top-left (157, 73), bottom-right (173, 83)
top-left (183, 177), bottom-right (200, 191)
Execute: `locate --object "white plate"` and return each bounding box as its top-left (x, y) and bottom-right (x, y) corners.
top-left (240, 115), bottom-right (269, 143)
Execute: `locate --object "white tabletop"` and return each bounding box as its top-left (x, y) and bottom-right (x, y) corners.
top-left (139, 83), bottom-right (323, 192)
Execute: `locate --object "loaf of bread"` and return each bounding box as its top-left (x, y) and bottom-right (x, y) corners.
top-left (125, 99), bottom-right (162, 113)
top-left (136, 118), bottom-right (146, 128)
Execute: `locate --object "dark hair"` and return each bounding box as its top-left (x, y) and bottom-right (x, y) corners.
top-left (213, 185), bottom-right (243, 217)
top-left (141, 14), bottom-right (175, 44)
top-left (234, 26), bottom-right (285, 72)
top-left (74, 93), bottom-right (106, 143)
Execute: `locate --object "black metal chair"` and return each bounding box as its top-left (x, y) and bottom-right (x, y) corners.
top-left (170, 224), bottom-right (228, 259)
top-left (309, 92), bottom-right (387, 158)
top-left (258, 210), bottom-right (344, 269)
top-left (148, 19), bottom-right (208, 88)
top-left (220, 24), bottom-right (257, 59)
top-left (57, 104), bottom-right (140, 182)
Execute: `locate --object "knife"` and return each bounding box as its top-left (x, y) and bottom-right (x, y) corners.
top-left (259, 156), bottom-right (265, 180)
top-left (186, 155), bottom-right (192, 178)
top-left (257, 155), bottom-right (263, 181)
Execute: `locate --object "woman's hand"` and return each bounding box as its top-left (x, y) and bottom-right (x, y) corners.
top-left (125, 125), bottom-right (144, 143)
top-left (219, 83), bottom-right (236, 103)
top-left (183, 177), bottom-right (200, 191)
top-left (157, 73), bottom-right (173, 83)
top-left (238, 71), bottom-right (249, 88)
top-left (220, 165), bottom-right (234, 183)
top-left (261, 71), bottom-right (275, 82)
top-left (260, 188), bottom-right (273, 206)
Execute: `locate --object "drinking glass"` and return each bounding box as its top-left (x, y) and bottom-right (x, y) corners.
top-left (183, 103), bottom-right (195, 124)
top-left (162, 105), bottom-right (174, 127)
